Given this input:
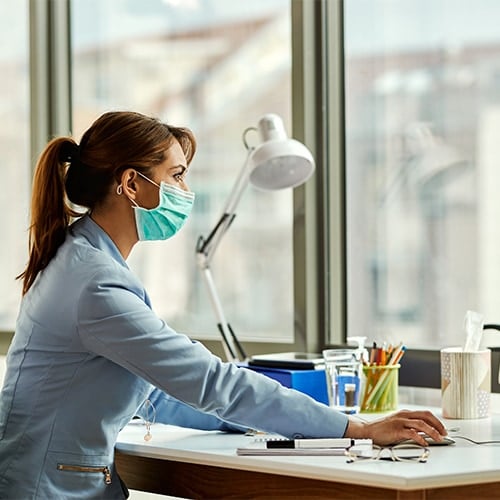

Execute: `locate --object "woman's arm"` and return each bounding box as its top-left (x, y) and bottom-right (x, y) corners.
top-left (141, 389), bottom-right (248, 433)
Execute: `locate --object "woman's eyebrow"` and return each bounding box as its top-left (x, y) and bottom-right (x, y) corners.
top-left (171, 164), bottom-right (187, 172)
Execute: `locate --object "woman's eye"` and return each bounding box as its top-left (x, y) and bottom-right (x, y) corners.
top-left (174, 173), bottom-right (184, 182)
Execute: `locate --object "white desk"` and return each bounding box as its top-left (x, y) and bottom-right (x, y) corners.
top-left (115, 412), bottom-right (500, 499)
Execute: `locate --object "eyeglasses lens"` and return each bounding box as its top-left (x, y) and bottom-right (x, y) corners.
top-left (346, 444), bottom-right (429, 463)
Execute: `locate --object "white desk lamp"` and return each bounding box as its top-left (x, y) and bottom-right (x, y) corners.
top-left (196, 113), bottom-right (315, 362)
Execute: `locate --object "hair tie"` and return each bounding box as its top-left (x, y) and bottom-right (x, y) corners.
top-left (60, 142), bottom-right (81, 164)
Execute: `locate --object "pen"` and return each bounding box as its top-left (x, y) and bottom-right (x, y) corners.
top-left (266, 438), bottom-right (371, 449)
top-left (369, 342), bottom-right (376, 364)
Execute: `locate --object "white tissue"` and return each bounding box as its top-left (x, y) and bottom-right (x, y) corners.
top-left (463, 310), bottom-right (484, 352)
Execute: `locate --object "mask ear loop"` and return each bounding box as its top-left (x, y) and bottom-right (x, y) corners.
top-left (118, 169), bottom-right (155, 197)
top-left (116, 182), bottom-right (141, 208)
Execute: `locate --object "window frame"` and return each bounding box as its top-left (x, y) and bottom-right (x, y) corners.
top-left (6, 0), bottom-right (461, 394)
top-left (324, 0), bottom-right (500, 393)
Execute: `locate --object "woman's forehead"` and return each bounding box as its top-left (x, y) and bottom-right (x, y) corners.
top-left (164, 140), bottom-right (186, 163)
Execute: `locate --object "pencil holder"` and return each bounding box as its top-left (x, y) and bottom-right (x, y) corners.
top-left (360, 364), bottom-right (400, 413)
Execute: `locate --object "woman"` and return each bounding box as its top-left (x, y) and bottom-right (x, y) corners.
top-left (0, 111), bottom-right (446, 498)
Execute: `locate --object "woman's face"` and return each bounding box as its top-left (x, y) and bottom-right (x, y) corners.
top-left (136, 139), bottom-right (190, 209)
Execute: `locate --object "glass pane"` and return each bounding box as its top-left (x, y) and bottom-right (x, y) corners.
top-left (0, 1), bottom-right (29, 330)
top-left (71, 0), bottom-right (293, 343)
top-left (344, 0), bottom-right (500, 348)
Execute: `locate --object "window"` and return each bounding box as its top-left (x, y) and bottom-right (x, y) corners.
top-left (0, 1), bottom-right (29, 330)
top-left (344, 0), bottom-right (500, 348)
top-left (71, 0), bottom-right (294, 344)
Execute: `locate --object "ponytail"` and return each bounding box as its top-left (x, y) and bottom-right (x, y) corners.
top-left (18, 137), bottom-right (82, 295)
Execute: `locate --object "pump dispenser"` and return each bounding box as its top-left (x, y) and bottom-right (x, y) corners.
top-left (347, 336), bottom-right (368, 364)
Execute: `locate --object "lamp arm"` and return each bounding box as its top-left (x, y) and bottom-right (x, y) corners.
top-left (196, 148), bottom-right (254, 362)
top-left (196, 213), bottom-right (236, 268)
top-left (200, 267), bottom-right (246, 363)
top-left (196, 148), bottom-right (253, 266)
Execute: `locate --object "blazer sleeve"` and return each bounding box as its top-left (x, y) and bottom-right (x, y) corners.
top-left (77, 266), bottom-right (349, 439)
top-left (139, 389), bottom-right (248, 433)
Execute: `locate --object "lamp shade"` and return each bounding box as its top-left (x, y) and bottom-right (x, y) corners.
top-left (248, 114), bottom-right (315, 190)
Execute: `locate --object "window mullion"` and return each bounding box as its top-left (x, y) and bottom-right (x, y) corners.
top-left (324, 0), bottom-right (347, 346)
top-left (292, 0), bottom-right (330, 353)
top-left (29, 0), bottom-right (71, 167)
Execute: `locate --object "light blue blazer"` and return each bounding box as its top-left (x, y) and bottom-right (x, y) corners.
top-left (0, 215), bottom-right (348, 499)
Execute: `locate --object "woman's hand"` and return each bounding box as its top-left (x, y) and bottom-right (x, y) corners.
top-left (344, 409), bottom-right (447, 446)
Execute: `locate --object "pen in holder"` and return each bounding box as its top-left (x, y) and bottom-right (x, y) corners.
top-left (360, 342), bottom-right (405, 413)
top-left (360, 364), bottom-right (400, 412)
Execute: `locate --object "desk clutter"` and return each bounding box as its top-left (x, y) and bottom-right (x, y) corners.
top-left (237, 433), bottom-right (435, 463)
top-left (243, 344), bottom-right (407, 413)
top-left (322, 342), bottom-right (406, 414)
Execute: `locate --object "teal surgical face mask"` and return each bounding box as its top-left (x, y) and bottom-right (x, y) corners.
top-left (130, 171), bottom-right (195, 241)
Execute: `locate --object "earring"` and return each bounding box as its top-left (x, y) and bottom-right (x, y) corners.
top-left (116, 184), bottom-right (123, 195)
top-left (143, 399), bottom-right (156, 442)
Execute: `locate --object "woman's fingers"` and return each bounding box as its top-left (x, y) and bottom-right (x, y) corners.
top-left (364, 410), bottom-right (447, 446)
top-left (395, 410), bottom-right (448, 440)
top-left (396, 409), bottom-right (447, 435)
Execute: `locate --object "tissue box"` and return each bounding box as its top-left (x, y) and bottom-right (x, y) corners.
top-left (241, 363), bottom-right (328, 405)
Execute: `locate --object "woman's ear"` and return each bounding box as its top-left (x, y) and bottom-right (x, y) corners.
top-left (119, 169), bottom-right (139, 200)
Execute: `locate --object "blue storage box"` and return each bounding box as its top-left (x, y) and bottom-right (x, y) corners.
top-left (240, 363), bottom-right (328, 405)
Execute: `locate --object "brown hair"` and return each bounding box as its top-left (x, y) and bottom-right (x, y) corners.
top-left (18, 111), bottom-right (196, 295)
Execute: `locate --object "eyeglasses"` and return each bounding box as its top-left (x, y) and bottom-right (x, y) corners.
top-left (345, 444), bottom-right (430, 463)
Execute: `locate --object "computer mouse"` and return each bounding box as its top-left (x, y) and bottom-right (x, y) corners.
top-left (400, 434), bottom-right (455, 446)
top-left (424, 435), bottom-right (455, 446)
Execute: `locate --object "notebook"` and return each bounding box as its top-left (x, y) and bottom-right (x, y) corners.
top-left (248, 352), bottom-right (325, 370)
